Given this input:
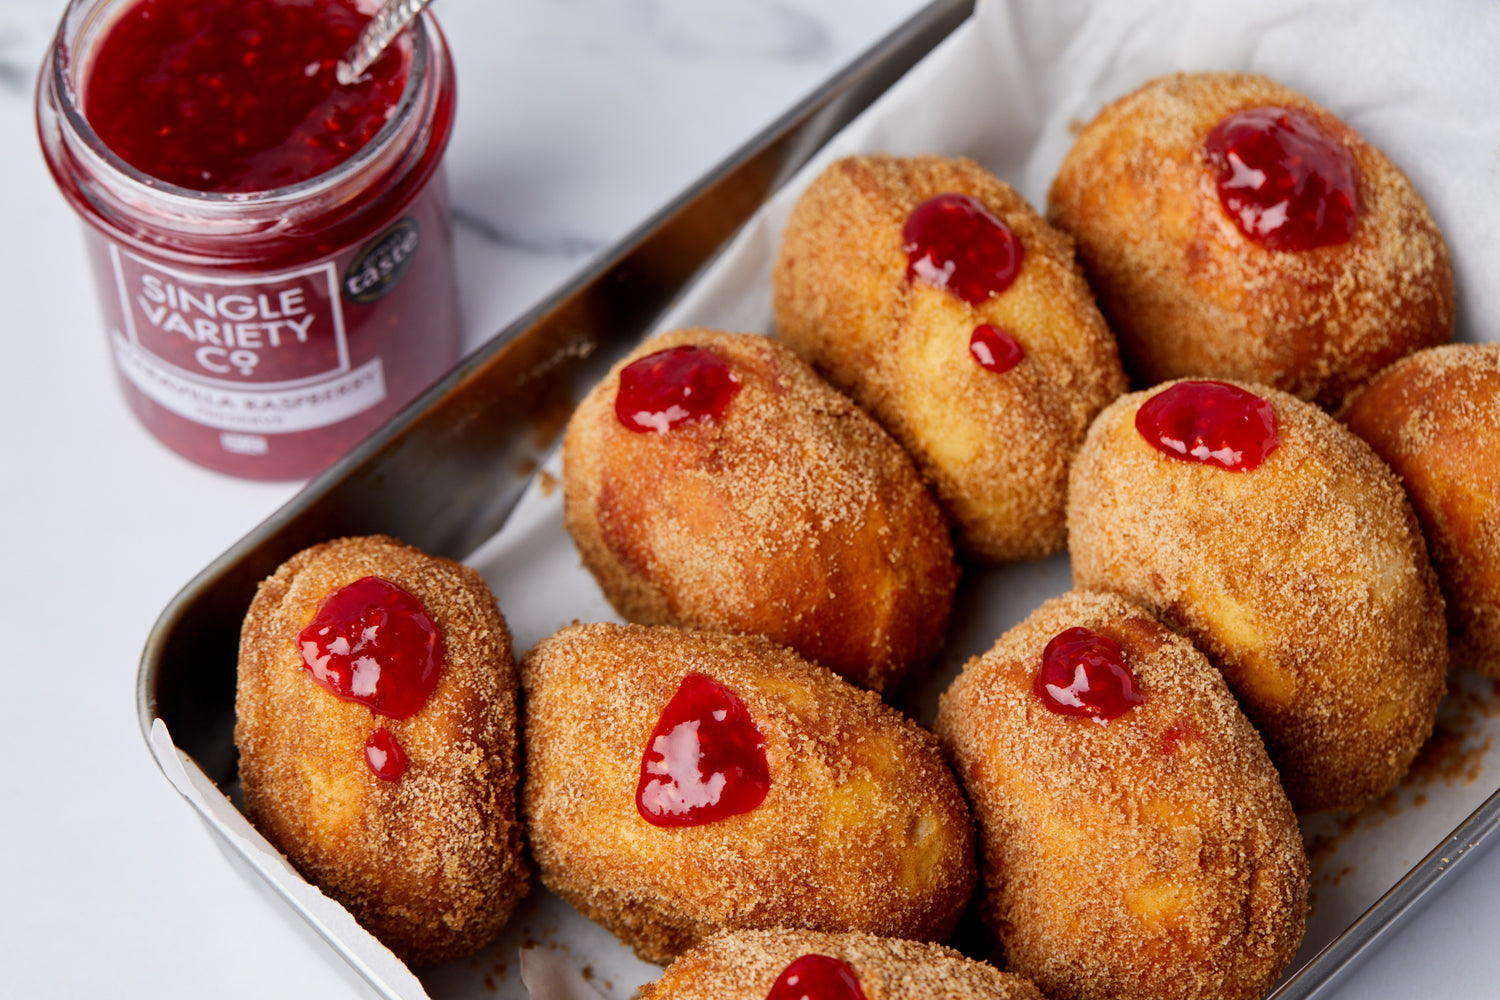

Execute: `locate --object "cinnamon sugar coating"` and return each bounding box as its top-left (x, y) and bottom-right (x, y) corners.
top-left (520, 623), bottom-right (977, 964)
top-left (1048, 72), bottom-right (1454, 408)
top-left (563, 328), bottom-right (958, 693)
top-left (235, 536), bottom-right (529, 965)
top-left (639, 928), bottom-right (1044, 1000)
top-left (1343, 344), bottom-right (1500, 678)
top-left (773, 155), bottom-right (1126, 563)
top-left (934, 591), bottom-right (1308, 1000)
top-left (1068, 381), bottom-right (1447, 811)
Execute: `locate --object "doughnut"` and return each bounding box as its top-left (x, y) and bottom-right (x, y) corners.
top-left (638, 928), bottom-right (1045, 1000)
top-left (520, 622), bottom-right (976, 964)
top-left (1342, 343), bottom-right (1500, 677)
top-left (235, 535), bottom-right (528, 964)
top-left (1048, 71), bottom-right (1454, 408)
top-left (772, 154), bottom-right (1126, 563)
top-left (1067, 378), bottom-right (1447, 811)
top-left (933, 590), bottom-right (1308, 1000)
top-left (562, 327), bottom-right (958, 692)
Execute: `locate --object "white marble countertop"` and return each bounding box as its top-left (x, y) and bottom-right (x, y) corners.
top-left (2, 1), bottom-right (1498, 997)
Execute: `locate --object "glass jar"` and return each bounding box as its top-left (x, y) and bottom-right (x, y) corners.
top-left (37, 0), bottom-right (461, 480)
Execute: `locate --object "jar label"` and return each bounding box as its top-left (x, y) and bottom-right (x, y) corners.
top-left (106, 245), bottom-right (387, 434)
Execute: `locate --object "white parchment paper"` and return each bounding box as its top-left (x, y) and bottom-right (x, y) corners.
top-left (153, 1), bottom-right (1500, 997)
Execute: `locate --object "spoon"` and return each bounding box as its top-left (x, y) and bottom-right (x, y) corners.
top-left (337, 0), bottom-right (437, 86)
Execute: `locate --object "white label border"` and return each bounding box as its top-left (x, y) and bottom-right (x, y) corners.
top-left (112, 331), bottom-right (386, 434)
top-left (108, 244), bottom-right (351, 384)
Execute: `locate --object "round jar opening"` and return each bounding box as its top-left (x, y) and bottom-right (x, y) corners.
top-left (51, 0), bottom-right (428, 209)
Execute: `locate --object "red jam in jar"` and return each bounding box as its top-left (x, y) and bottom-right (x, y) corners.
top-left (364, 728), bottom-right (409, 782)
top-left (84, 0), bottom-right (407, 193)
top-left (766, 955), bottom-right (868, 1000)
top-left (903, 193), bottom-right (1023, 305)
top-left (1205, 106), bottom-right (1359, 252)
top-left (1135, 380), bottom-right (1280, 471)
top-left (298, 576), bottom-right (445, 720)
top-left (37, 0), bottom-right (461, 479)
top-left (615, 346), bottom-right (741, 434)
top-left (1034, 627), bottom-right (1144, 723)
top-left (969, 324), bottom-right (1024, 373)
top-left (637, 673), bottom-right (771, 827)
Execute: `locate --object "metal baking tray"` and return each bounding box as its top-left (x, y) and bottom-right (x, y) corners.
top-left (137, 0), bottom-right (1500, 997)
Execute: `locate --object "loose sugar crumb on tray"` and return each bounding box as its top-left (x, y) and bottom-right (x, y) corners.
top-left (1303, 671), bottom-right (1500, 904)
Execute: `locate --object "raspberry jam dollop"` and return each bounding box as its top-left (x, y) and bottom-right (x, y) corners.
top-left (298, 576), bottom-right (444, 720)
top-left (1135, 380), bottom-right (1280, 471)
top-left (970, 324), bottom-right (1024, 373)
top-left (766, 954), bottom-right (868, 1000)
top-left (83, 0), bottom-right (407, 193)
top-left (1205, 106), bottom-right (1359, 252)
top-left (637, 673), bottom-right (770, 827)
top-left (1034, 627), bottom-right (1144, 723)
top-left (615, 346), bottom-right (741, 434)
top-left (364, 728), bottom-right (408, 782)
top-left (903, 193), bottom-right (1023, 304)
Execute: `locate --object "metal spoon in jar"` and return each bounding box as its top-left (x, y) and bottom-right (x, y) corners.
top-left (337, 0), bottom-right (437, 86)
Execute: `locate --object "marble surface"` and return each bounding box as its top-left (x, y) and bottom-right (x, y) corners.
top-left (1, 1), bottom-right (1498, 997)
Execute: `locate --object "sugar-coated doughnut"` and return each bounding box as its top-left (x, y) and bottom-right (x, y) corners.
top-left (1068, 379), bottom-right (1447, 811)
top-left (934, 590), bottom-right (1308, 1000)
top-left (563, 328), bottom-right (958, 692)
top-left (235, 535), bottom-right (528, 964)
top-left (638, 928), bottom-right (1045, 1000)
top-left (1049, 72), bottom-right (1453, 407)
top-left (773, 154), bottom-right (1125, 562)
top-left (520, 623), bottom-right (976, 964)
top-left (1343, 343), bottom-right (1500, 678)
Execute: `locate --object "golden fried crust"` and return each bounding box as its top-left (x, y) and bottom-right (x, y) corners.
top-left (639, 928), bottom-right (1044, 1000)
top-left (1342, 344), bottom-right (1500, 678)
top-left (1067, 382), bottom-right (1448, 811)
top-left (773, 155), bottom-right (1126, 563)
top-left (520, 623), bottom-right (977, 964)
top-left (235, 535), bottom-right (529, 965)
top-left (562, 328), bottom-right (958, 693)
top-left (1048, 72), bottom-right (1454, 408)
top-left (934, 591), bottom-right (1308, 1000)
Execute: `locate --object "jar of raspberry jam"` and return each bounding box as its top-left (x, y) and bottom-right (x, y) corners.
top-left (36, 0), bottom-right (460, 480)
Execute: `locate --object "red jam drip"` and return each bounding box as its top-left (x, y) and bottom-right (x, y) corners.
top-left (364, 729), bottom-right (408, 782)
top-left (298, 576), bottom-right (444, 720)
top-left (766, 955), bottom-right (868, 1000)
top-left (615, 346), bottom-right (741, 434)
top-left (1034, 627), bottom-right (1144, 723)
top-left (1161, 719), bottom-right (1200, 756)
top-left (1135, 380), bottom-right (1280, 472)
top-left (1204, 107), bottom-right (1358, 251)
top-left (637, 673), bottom-right (770, 827)
top-left (969, 324), bottom-right (1024, 373)
top-left (83, 0), bottom-right (408, 193)
top-left (902, 193), bottom-right (1023, 304)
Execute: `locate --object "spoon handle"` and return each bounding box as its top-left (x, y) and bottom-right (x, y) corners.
top-left (337, 0), bottom-right (437, 86)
